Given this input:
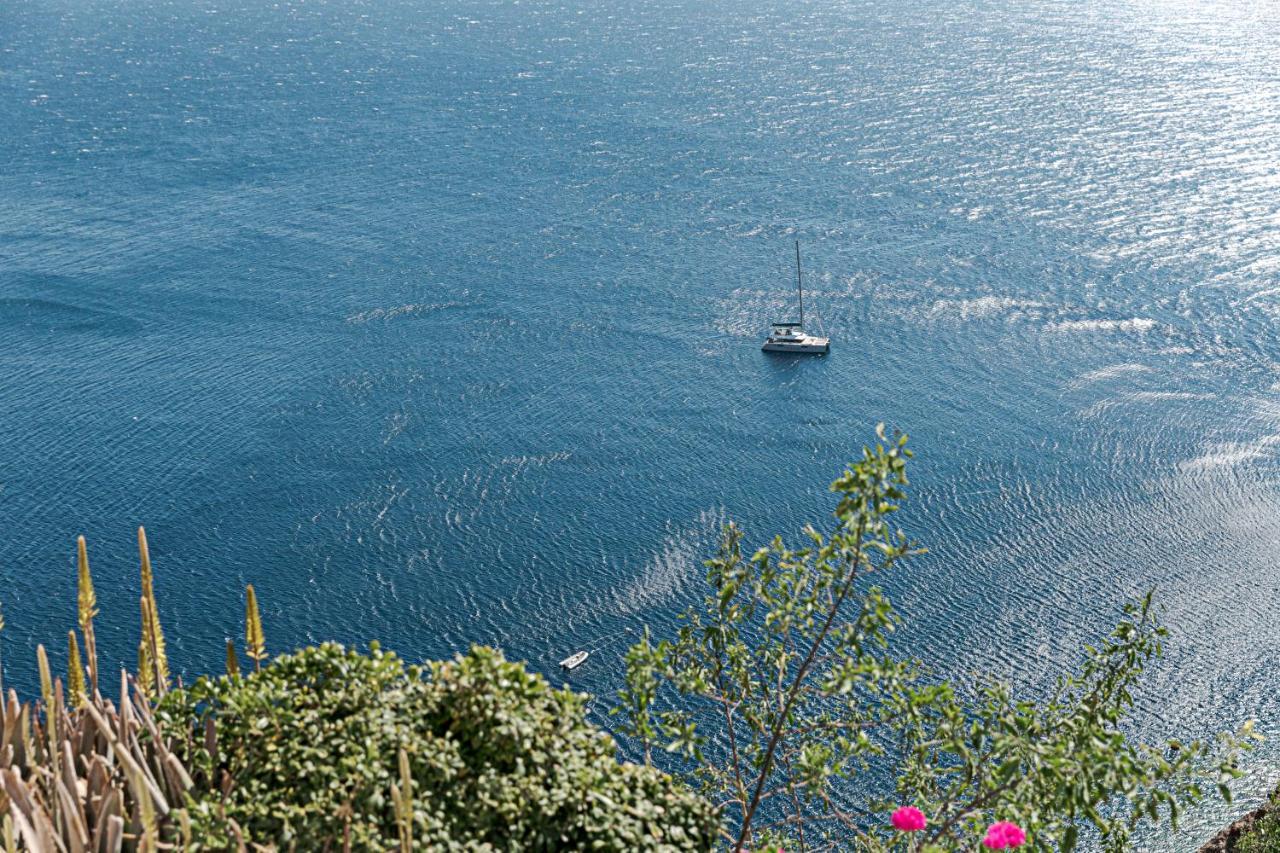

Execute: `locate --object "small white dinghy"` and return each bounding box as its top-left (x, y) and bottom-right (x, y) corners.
top-left (559, 650), bottom-right (589, 670)
top-left (762, 241), bottom-right (829, 354)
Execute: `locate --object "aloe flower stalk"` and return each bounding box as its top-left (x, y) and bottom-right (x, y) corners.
top-left (225, 637), bottom-right (241, 678)
top-left (67, 631), bottom-right (86, 707)
top-left (76, 536), bottom-right (99, 693)
top-left (245, 584), bottom-right (266, 672)
top-left (137, 527), bottom-right (170, 691)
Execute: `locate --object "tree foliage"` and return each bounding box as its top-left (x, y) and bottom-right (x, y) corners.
top-left (159, 643), bottom-right (719, 851)
top-left (616, 426), bottom-right (1256, 851)
top-left (0, 433), bottom-right (1263, 851)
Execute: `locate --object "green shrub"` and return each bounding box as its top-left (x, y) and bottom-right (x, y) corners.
top-left (1236, 803), bottom-right (1280, 853)
top-left (158, 642), bottom-right (717, 850)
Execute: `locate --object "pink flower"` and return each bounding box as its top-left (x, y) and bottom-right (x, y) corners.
top-left (890, 806), bottom-right (927, 832)
top-left (982, 821), bottom-right (1027, 849)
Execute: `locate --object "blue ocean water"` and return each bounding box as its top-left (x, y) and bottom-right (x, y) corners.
top-left (3, 0), bottom-right (1280, 842)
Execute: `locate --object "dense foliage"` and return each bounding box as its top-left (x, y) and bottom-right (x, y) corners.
top-left (1238, 814), bottom-right (1280, 853)
top-left (158, 642), bottom-right (718, 851)
top-left (617, 426), bottom-right (1257, 851)
top-left (0, 430), bottom-right (1268, 851)
top-left (1233, 796), bottom-right (1280, 853)
top-left (1, 533), bottom-right (716, 850)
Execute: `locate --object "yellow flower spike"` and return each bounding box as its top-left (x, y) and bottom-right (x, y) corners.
top-left (245, 584), bottom-right (266, 672)
top-left (137, 527), bottom-right (170, 689)
top-left (67, 631), bottom-right (86, 708)
top-left (76, 535), bottom-right (99, 693)
top-left (225, 637), bottom-right (241, 679)
top-left (138, 635), bottom-right (154, 701)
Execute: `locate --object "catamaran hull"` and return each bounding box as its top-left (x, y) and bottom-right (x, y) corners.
top-left (762, 340), bottom-right (829, 354)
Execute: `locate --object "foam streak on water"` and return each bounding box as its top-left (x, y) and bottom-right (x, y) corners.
top-left (2, 0), bottom-right (1279, 845)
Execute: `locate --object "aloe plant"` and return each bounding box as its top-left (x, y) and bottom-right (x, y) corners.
top-left (0, 671), bottom-right (196, 850)
top-left (0, 534), bottom-right (196, 851)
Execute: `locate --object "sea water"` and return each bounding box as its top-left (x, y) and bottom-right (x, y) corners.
top-left (2, 0), bottom-right (1279, 843)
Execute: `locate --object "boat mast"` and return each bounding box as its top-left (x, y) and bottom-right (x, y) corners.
top-left (795, 240), bottom-right (804, 329)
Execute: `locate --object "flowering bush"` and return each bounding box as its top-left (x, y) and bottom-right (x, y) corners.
top-left (891, 806), bottom-right (927, 832)
top-left (982, 820), bottom-right (1027, 849)
top-left (616, 427), bottom-right (1257, 851)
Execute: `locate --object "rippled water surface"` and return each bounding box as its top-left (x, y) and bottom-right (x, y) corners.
top-left (3, 0), bottom-right (1280, 844)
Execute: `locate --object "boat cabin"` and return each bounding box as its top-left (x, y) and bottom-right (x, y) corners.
top-left (763, 322), bottom-right (829, 353)
top-left (767, 322), bottom-right (806, 341)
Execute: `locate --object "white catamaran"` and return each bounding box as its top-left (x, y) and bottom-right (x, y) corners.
top-left (762, 242), bottom-right (829, 354)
